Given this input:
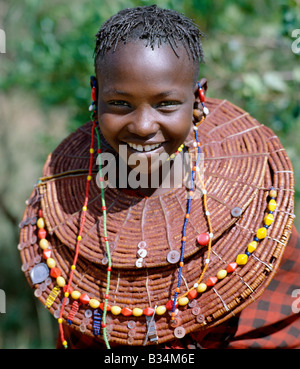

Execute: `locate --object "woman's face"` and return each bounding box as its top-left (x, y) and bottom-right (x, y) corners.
top-left (95, 41), bottom-right (198, 174)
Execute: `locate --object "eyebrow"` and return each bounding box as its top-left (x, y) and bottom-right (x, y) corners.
top-left (102, 89), bottom-right (179, 98)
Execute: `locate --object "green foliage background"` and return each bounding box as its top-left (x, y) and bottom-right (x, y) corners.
top-left (0, 0), bottom-right (299, 348)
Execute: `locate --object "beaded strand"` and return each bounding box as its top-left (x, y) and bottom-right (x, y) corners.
top-left (171, 84), bottom-right (208, 319)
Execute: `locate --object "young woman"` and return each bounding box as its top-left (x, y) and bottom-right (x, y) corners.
top-left (19, 5), bottom-right (299, 349)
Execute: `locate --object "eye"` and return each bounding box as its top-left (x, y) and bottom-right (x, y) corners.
top-left (156, 101), bottom-right (181, 110)
top-left (108, 100), bottom-right (131, 108)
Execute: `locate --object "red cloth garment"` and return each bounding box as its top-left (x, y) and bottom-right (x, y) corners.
top-left (57, 226), bottom-right (300, 349)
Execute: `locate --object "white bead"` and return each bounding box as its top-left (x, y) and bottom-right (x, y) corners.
top-left (205, 211), bottom-right (210, 216)
top-left (203, 107), bottom-right (209, 115)
top-left (193, 142), bottom-right (197, 147)
top-left (193, 125), bottom-right (198, 131)
top-left (202, 189), bottom-right (207, 195)
top-left (209, 233), bottom-right (213, 238)
top-left (205, 258), bottom-right (210, 264)
top-left (194, 283), bottom-right (199, 288)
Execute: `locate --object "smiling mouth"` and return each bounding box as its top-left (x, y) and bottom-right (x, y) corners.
top-left (124, 142), bottom-right (165, 152)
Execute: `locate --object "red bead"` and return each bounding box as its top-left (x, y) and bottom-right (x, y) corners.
top-left (104, 237), bottom-right (108, 242)
top-left (79, 293), bottom-right (90, 305)
top-left (102, 206), bottom-right (107, 211)
top-left (50, 267), bottom-right (61, 278)
top-left (38, 209), bottom-right (43, 218)
top-left (104, 294), bottom-right (109, 299)
top-left (143, 307), bottom-right (155, 316)
top-left (63, 285), bottom-right (73, 294)
top-left (38, 228), bottom-right (47, 239)
top-left (166, 299), bottom-right (178, 311)
top-left (197, 233), bottom-right (210, 246)
top-left (99, 302), bottom-right (111, 311)
top-left (42, 249), bottom-right (52, 259)
top-left (97, 149), bottom-right (102, 154)
top-left (206, 276), bottom-right (218, 287)
top-left (101, 322), bottom-right (107, 328)
top-left (188, 289), bottom-right (198, 300)
top-left (107, 266), bottom-right (112, 272)
top-left (92, 87), bottom-right (96, 102)
top-left (121, 307), bottom-right (132, 316)
top-left (199, 88), bottom-right (205, 103)
top-left (226, 262), bottom-right (238, 273)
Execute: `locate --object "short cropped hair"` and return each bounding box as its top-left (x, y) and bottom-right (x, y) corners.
top-left (94, 5), bottom-right (205, 79)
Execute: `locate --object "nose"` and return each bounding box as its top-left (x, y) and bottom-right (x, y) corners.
top-left (128, 106), bottom-right (159, 138)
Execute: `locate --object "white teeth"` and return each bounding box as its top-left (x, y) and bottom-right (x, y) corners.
top-left (127, 142), bottom-right (162, 152)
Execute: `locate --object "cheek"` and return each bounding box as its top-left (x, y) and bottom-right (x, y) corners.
top-left (97, 113), bottom-right (121, 146)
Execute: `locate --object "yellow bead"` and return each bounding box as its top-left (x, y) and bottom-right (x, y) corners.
top-left (268, 199), bottom-right (277, 212)
top-left (111, 306), bottom-right (122, 315)
top-left (89, 298), bottom-right (100, 309)
top-left (178, 297), bottom-right (189, 306)
top-left (196, 283), bottom-right (207, 293)
top-left (132, 308), bottom-right (143, 317)
top-left (37, 217), bottom-right (45, 229)
top-left (56, 276), bottom-right (66, 287)
top-left (269, 189), bottom-right (277, 198)
top-left (90, 148), bottom-right (94, 154)
top-left (264, 213), bottom-right (274, 226)
top-left (39, 238), bottom-right (49, 250)
top-left (58, 318), bottom-right (63, 324)
top-left (71, 265), bottom-right (76, 270)
top-left (77, 235), bottom-right (82, 241)
top-left (170, 153), bottom-right (175, 159)
top-left (64, 292), bottom-right (69, 298)
top-left (217, 269), bottom-right (227, 279)
top-left (46, 258), bottom-right (56, 268)
top-left (256, 227), bottom-right (267, 240)
top-left (71, 290), bottom-right (81, 300)
top-left (62, 340), bottom-right (68, 347)
top-left (87, 175), bottom-right (92, 181)
top-left (82, 206), bottom-right (87, 212)
top-left (236, 254), bottom-right (248, 265)
top-left (248, 240), bottom-right (258, 253)
top-left (155, 306), bottom-right (167, 315)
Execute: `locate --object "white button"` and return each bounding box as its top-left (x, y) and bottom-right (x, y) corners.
top-left (167, 250), bottom-right (180, 264)
top-left (137, 241), bottom-right (147, 249)
top-left (137, 248), bottom-right (147, 258)
top-left (135, 258), bottom-right (143, 268)
top-left (174, 326), bottom-right (186, 339)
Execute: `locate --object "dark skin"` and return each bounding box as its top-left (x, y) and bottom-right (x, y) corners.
top-left (95, 41), bottom-right (207, 197)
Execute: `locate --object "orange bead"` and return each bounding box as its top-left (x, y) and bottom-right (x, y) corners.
top-left (143, 307), bottom-right (155, 316)
top-left (121, 307), bottom-right (133, 316)
top-left (188, 289), bottom-right (198, 300)
top-left (226, 262), bottom-right (238, 273)
top-left (206, 276), bottom-right (218, 287)
top-left (179, 262), bottom-right (184, 267)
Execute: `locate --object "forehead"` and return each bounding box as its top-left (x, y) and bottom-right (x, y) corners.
top-left (95, 41), bottom-right (196, 89)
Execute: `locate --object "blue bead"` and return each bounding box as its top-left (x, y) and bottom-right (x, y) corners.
top-left (269, 211), bottom-right (273, 214)
top-left (264, 225), bottom-right (269, 229)
top-left (254, 236), bottom-right (259, 242)
top-left (246, 251), bottom-right (251, 256)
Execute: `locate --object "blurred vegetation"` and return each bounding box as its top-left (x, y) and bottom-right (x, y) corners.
top-left (0, 0), bottom-right (299, 348)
